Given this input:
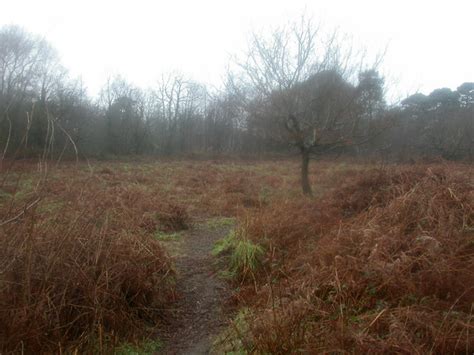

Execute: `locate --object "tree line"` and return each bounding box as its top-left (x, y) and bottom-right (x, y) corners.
top-left (0, 23), bottom-right (472, 167)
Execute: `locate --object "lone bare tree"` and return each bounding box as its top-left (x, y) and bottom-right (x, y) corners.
top-left (232, 17), bottom-right (384, 195)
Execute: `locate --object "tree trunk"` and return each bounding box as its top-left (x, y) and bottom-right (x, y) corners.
top-left (300, 147), bottom-right (312, 196)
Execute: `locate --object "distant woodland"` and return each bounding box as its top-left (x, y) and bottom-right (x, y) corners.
top-left (1, 24), bottom-right (473, 161)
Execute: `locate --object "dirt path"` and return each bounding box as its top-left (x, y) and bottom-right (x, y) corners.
top-left (161, 222), bottom-right (232, 354)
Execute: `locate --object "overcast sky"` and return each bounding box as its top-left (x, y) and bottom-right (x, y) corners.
top-left (1, 0), bottom-right (473, 101)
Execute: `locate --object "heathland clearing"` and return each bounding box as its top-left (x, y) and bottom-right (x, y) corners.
top-left (0, 159), bottom-right (473, 353)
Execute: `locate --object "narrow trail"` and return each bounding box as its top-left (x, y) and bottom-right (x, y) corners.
top-left (161, 222), bottom-right (232, 355)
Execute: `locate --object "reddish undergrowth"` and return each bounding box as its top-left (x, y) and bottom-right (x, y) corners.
top-left (0, 165), bottom-right (184, 353)
top-left (0, 158), bottom-right (299, 353)
top-left (5, 159), bottom-right (469, 353)
top-left (228, 164), bottom-right (474, 354)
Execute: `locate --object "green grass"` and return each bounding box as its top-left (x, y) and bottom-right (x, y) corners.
top-left (0, 188), bottom-right (12, 200)
top-left (212, 231), bottom-right (235, 256)
top-left (37, 199), bottom-right (64, 214)
top-left (0, 176), bottom-right (36, 201)
top-left (206, 217), bottom-right (235, 230)
top-left (213, 229), bottom-right (264, 280)
top-left (212, 308), bottom-right (251, 354)
top-left (115, 339), bottom-right (162, 355)
top-left (153, 230), bottom-right (183, 241)
top-left (258, 186), bottom-right (273, 204)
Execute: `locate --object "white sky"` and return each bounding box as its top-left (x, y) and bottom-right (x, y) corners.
top-left (1, 0), bottom-right (473, 101)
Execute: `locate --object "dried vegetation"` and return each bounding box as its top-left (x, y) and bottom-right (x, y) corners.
top-left (2, 159), bottom-right (472, 354)
top-left (218, 164), bottom-right (474, 354)
top-left (0, 158), bottom-right (296, 353)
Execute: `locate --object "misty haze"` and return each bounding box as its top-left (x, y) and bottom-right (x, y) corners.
top-left (0, 1), bottom-right (473, 354)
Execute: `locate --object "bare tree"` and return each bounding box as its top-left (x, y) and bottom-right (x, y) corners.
top-left (0, 25), bottom-right (65, 157)
top-left (231, 17), bottom-right (382, 195)
top-left (152, 73), bottom-right (208, 154)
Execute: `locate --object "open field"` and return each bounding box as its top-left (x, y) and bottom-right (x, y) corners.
top-left (0, 158), bottom-right (473, 354)
top-left (1, 4), bottom-right (473, 354)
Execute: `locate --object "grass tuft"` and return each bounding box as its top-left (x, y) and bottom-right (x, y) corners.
top-left (213, 229), bottom-right (264, 281)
